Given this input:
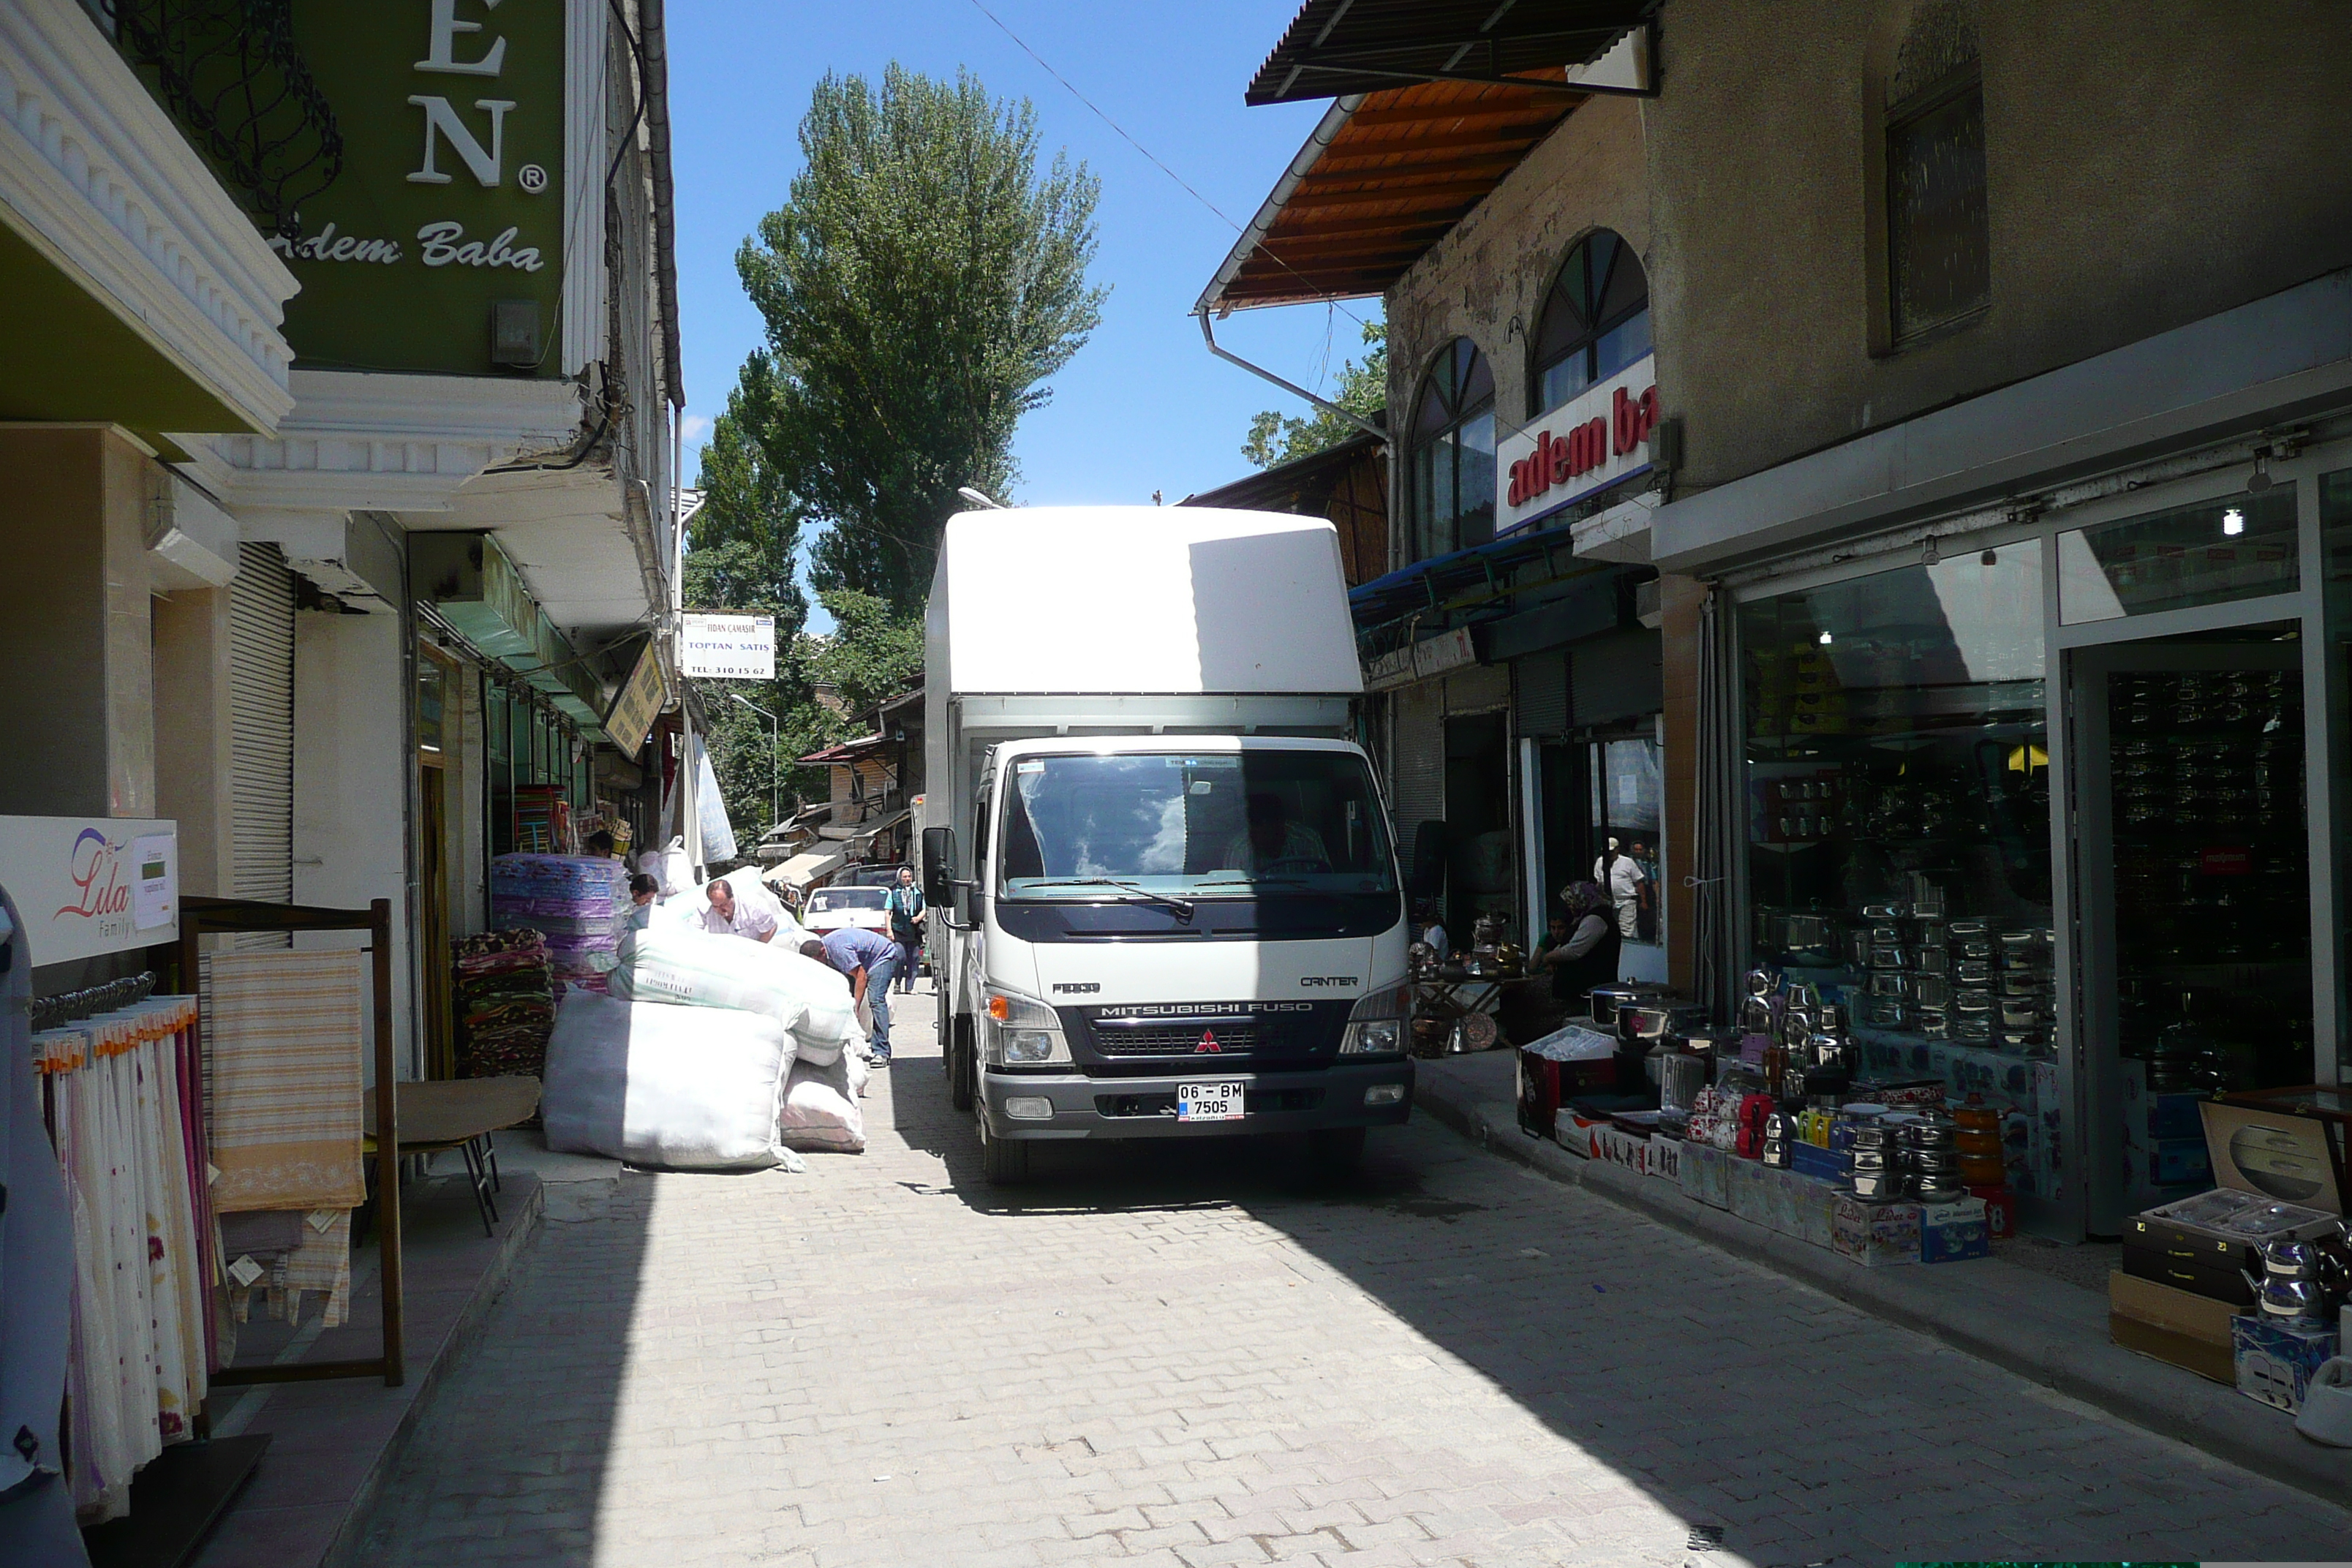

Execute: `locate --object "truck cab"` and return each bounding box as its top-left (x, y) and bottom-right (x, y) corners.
top-left (918, 505), bottom-right (1414, 1185)
top-left (926, 734), bottom-right (1413, 1183)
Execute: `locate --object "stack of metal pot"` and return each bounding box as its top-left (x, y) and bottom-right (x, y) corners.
top-left (1902, 1109), bottom-right (1966, 1202)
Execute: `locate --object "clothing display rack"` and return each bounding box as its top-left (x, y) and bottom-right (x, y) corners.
top-left (179, 896), bottom-right (405, 1389)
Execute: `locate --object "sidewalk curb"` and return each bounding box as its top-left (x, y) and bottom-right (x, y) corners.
top-left (1411, 1071), bottom-right (2352, 1509)
top-left (320, 1175), bottom-right (549, 1568)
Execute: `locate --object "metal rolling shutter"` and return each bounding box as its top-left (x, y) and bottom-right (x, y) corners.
top-left (1389, 679), bottom-right (1445, 864)
top-left (1444, 662), bottom-right (1509, 713)
top-left (1515, 651), bottom-right (1569, 738)
top-left (230, 543), bottom-right (295, 933)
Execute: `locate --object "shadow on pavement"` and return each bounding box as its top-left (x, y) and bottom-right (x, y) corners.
top-left (886, 989), bottom-right (2345, 1567)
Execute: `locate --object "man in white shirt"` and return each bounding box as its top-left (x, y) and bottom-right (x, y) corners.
top-left (1594, 837), bottom-right (1646, 940)
top-left (701, 879), bottom-right (777, 943)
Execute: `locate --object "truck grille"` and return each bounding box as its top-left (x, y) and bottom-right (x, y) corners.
top-left (1093, 1022), bottom-right (1261, 1058)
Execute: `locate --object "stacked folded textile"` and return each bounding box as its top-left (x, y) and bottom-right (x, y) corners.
top-left (455, 928), bottom-right (555, 1081)
top-left (489, 854), bottom-right (631, 984)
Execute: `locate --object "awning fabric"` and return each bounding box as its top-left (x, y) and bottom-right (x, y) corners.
top-left (770, 851), bottom-right (848, 890)
top-left (1245, 1), bottom-right (1654, 105)
top-left (796, 733), bottom-right (883, 765)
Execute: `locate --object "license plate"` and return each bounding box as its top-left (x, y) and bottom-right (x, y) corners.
top-left (1176, 1082), bottom-right (1244, 1123)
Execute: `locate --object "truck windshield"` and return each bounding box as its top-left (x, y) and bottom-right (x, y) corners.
top-left (996, 751), bottom-right (1398, 899)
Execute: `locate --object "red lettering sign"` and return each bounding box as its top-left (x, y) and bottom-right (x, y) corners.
top-left (58, 828), bottom-right (132, 922)
top-left (1502, 384), bottom-right (1659, 518)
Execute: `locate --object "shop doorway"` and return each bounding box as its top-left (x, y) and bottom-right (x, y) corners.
top-left (2070, 629), bottom-right (2311, 1234)
top-left (1442, 712), bottom-right (1513, 944)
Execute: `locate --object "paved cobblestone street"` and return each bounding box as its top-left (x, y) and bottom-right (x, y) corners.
top-left (357, 990), bottom-right (2352, 1567)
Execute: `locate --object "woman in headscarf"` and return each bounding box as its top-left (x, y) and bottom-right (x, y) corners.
top-left (1534, 879), bottom-right (1622, 1009)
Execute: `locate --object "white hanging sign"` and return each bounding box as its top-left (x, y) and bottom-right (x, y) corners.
top-left (0, 816), bottom-right (178, 967)
top-left (1494, 353), bottom-right (1659, 537)
top-left (680, 613), bottom-right (776, 679)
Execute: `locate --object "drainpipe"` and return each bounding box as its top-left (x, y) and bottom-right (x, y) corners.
top-left (1196, 312), bottom-right (1385, 440)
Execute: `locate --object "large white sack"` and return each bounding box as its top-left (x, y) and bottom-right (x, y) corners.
top-left (543, 990), bottom-right (796, 1170)
top-left (608, 924), bottom-right (814, 1028)
top-left (609, 924), bottom-right (862, 1061)
top-left (778, 1057), bottom-right (865, 1153)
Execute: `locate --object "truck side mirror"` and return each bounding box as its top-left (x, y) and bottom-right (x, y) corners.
top-left (1407, 819), bottom-right (1449, 902)
top-left (921, 826), bottom-right (957, 906)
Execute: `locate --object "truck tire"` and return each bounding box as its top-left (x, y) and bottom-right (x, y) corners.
top-left (1308, 1126), bottom-right (1365, 1179)
top-left (949, 1014), bottom-right (976, 1112)
top-left (978, 1104), bottom-right (1028, 1185)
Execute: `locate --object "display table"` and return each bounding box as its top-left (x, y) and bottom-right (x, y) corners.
top-left (363, 1076), bottom-right (541, 1237)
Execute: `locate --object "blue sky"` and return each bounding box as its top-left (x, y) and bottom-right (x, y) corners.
top-left (666, 0), bottom-right (1382, 617)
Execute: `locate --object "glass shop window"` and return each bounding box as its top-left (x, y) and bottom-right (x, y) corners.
top-left (1591, 734), bottom-right (1663, 944)
top-left (2323, 470), bottom-right (2352, 1085)
top-left (2058, 488), bottom-right (2298, 625)
top-left (1741, 544), bottom-right (2054, 1182)
top-left (1885, 1), bottom-right (1988, 344)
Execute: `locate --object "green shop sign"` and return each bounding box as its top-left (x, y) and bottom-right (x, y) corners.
top-left (276, 0), bottom-right (565, 377)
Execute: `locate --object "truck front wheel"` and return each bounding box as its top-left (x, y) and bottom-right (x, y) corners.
top-left (949, 1014), bottom-right (976, 1112)
top-left (977, 1102), bottom-right (1028, 1186)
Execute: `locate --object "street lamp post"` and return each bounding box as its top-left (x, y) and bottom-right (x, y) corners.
top-left (725, 691), bottom-right (781, 834)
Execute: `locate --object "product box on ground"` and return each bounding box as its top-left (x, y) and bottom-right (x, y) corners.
top-left (1831, 1196), bottom-right (1921, 1267)
top-left (2231, 1313), bottom-right (2341, 1413)
top-left (1678, 1141), bottom-right (1730, 1209)
top-left (1918, 1197), bottom-right (1990, 1263)
top-left (1593, 1126), bottom-right (1650, 1174)
top-left (1727, 1153), bottom-right (1773, 1224)
top-left (1791, 1172), bottom-right (1839, 1249)
top-left (1968, 1183), bottom-right (2016, 1240)
top-left (1643, 1136), bottom-right (1681, 1183)
top-left (1760, 1165), bottom-right (1801, 1237)
top-left (2108, 1270), bottom-right (2238, 1384)
top-left (1555, 1107), bottom-right (1607, 1159)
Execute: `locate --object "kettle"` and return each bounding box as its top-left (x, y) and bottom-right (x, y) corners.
top-left (2244, 1237), bottom-right (2334, 1327)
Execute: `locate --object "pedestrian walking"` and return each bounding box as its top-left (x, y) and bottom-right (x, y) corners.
top-left (802, 926), bottom-right (900, 1065)
top-left (1593, 837), bottom-right (1646, 941)
top-left (886, 866), bottom-right (924, 995)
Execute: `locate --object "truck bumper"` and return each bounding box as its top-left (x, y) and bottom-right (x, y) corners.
top-left (979, 1060), bottom-right (1414, 1142)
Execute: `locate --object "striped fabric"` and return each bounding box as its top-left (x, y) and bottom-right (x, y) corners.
top-left (200, 951), bottom-right (367, 1213)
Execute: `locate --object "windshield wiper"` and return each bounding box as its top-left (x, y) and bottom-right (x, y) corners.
top-left (1014, 879), bottom-right (1196, 921)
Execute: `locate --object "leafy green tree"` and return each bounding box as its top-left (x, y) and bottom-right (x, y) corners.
top-left (1243, 320), bottom-right (1387, 470)
top-left (682, 396), bottom-right (814, 845)
top-left (736, 65), bottom-right (1107, 609)
top-left (805, 590), bottom-right (924, 715)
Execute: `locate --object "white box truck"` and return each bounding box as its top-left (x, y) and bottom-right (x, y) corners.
top-left (921, 506), bottom-right (1413, 1183)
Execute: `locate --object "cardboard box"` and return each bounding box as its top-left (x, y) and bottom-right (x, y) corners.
top-left (1554, 1108), bottom-right (1606, 1159)
top-left (1727, 1155), bottom-right (1773, 1224)
top-left (1594, 1126), bottom-right (1650, 1175)
top-left (1643, 1137), bottom-right (1681, 1183)
top-left (2231, 1313), bottom-right (2341, 1413)
top-left (1831, 1196), bottom-right (1921, 1266)
top-left (2111, 1313), bottom-right (2236, 1385)
top-left (2111, 1268), bottom-right (2240, 1387)
top-left (1681, 1142), bottom-right (1730, 1209)
top-left (1791, 1173), bottom-right (1839, 1248)
top-left (2111, 1269), bottom-right (2241, 1342)
top-left (1918, 1198), bottom-right (1990, 1263)
top-left (1761, 1166), bottom-right (1801, 1237)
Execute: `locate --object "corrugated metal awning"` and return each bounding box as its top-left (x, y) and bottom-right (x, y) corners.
top-left (1244, 0), bottom-right (1655, 106)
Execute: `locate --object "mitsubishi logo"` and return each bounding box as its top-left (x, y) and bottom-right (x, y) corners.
top-left (1195, 1030), bottom-right (1221, 1054)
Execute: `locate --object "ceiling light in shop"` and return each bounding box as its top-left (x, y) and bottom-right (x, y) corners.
top-left (1817, 631), bottom-right (1833, 645)
top-left (2223, 508), bottom-right (2246, 535)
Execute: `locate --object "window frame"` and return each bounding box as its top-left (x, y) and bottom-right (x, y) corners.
top-left (1409, 337), bottom-right (1496, 563)
top-left (1882, 59), bottom-right (1989, 348)
top-left (1530, 230), bottom-right (1651, 418)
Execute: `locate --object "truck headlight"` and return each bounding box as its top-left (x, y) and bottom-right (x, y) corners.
top-left (1338, 979), bottom-right (1412, 1056)
top-left (982, 989), bottom-right (1071, 1066)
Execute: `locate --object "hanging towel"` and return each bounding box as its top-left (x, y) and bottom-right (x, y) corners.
top-left (200, 952), bottom-right (367, 1213)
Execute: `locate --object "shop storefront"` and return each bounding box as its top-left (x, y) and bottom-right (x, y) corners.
top-left (1664, 275), bottom-right (2352, 1240)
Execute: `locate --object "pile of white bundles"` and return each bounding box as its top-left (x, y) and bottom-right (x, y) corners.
top-left (543, 873), bottom-right (870, 1168)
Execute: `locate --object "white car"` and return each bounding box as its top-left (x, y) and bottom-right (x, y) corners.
top-left (802, 885), bottom-right (892, 938)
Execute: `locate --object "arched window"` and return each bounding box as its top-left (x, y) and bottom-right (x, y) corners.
top-left (1531, 230), bottom-right (1650, 416)
top-left (1411, 338), bottom-right (1495, 560)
